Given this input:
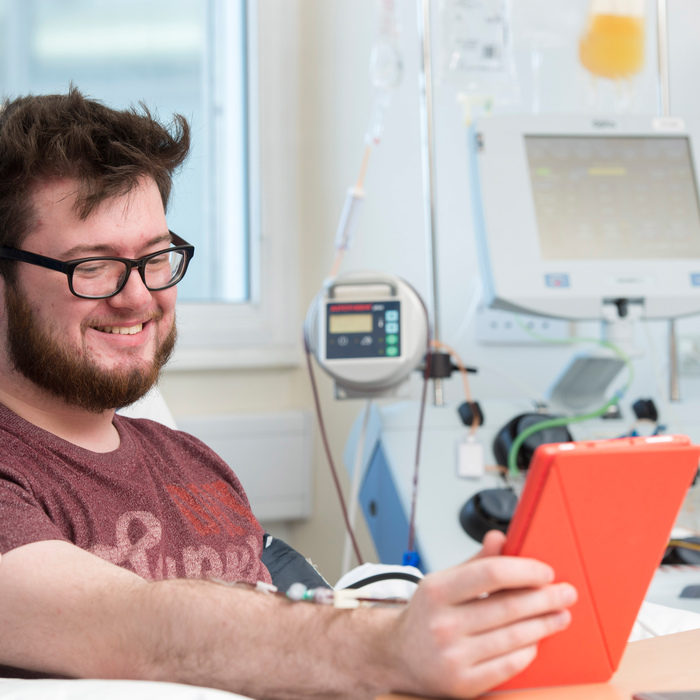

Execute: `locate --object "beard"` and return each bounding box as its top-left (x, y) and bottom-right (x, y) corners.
top-left (4, 282), bottom-right (176, 414)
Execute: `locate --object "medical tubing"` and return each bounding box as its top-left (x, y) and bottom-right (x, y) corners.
top-left (430, 339), bottom-right (480, 434)
top-left (365, 93), bottom-right (392, 146)
top-left (230, 580), bottom-right (408, 608)
top-left (341, 400), bottom-right (372, 575)
top-left (668, 539), bottom-right (700, 553)
top-left (329, 0), bottom-right (402, 280)
top-left (303, 330), bottom-right (364, 566)
top-left (407, 348), bottom-right (431, 555)
top-left (506, 392), bottom-right (624, 478)
top-left (328, 161), bottom-right (370, 279)
top-left (333, 187), bottom-right (366, 253)
top-left (507, 316), bottom-right (635, 478)
top-left (357, 145), bottom-right (373, 189)
top-left (513, 313), bottom-right (635, 390)
top-left (514, 315), bottom-right (634, 367)
top-left (406, 296), bottom-right (433, 556)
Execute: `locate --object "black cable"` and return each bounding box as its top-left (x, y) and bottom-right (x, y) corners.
top-left (343, 571), bottom-right (422, 589)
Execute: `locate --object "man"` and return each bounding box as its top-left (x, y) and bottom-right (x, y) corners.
top-left (0, 88), bottom-right (576, 699)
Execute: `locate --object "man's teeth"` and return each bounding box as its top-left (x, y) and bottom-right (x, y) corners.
top-left (96, 324), bottom-right (143, 335)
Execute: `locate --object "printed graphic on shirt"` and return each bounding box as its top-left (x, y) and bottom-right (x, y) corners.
top-left (90, 479), bottom-right (263, 582)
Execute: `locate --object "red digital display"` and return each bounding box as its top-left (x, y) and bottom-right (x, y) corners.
top-left (328, 303), bottom-right (373, 312)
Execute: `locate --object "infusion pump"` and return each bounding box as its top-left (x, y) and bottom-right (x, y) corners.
top-left (305, 272), bottom-right (428, 399)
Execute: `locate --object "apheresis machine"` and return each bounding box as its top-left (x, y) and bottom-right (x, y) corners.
top-left (343, 114), bottom-right (700, 596)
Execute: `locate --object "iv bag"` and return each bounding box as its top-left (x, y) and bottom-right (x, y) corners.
top-left (439, 0), bottom-right (518, 102)
top-left (370, 0), bottom-right (402, 91)
top-left (366, 0), bottom-right (403, 145)
top-left (579, 0), bottom-right (645, 80)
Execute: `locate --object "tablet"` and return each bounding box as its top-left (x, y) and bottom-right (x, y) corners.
top-left (497, 435), bottom-right (700, 690)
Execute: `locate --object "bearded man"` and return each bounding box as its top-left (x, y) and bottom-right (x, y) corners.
top-left (0, 88), bottom-right (575, 700)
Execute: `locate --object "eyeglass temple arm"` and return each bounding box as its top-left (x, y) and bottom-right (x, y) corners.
top-left (0, 246), bottom-right (68, 272)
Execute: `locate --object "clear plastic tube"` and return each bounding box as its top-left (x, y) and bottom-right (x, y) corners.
top-left (334, 187), bottom-right (365, 252)
top-left (328, 0), bottom-right (403, 278)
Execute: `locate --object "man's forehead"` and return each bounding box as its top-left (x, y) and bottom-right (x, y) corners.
top-left (30, 176), bottom-right (160, 218)
top-left (31, 178), bottom-right (82, 213)
top-left (26, 177), bottom-right (166, 252)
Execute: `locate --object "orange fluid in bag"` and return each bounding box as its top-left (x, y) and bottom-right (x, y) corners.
top-left (579, 13), bottom-right (644, 79)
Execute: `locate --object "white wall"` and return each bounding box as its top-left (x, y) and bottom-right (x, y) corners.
top-left (161, 0), bottom-right (700, 584)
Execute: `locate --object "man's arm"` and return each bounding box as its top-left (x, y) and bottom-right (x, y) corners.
top-left (0, 533), bottom-right (575, 699)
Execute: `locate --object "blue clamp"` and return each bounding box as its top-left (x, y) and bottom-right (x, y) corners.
top-left (402, 550), bottom-right (421, 568)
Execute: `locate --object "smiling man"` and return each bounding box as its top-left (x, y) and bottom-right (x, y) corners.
top-left (0, 88), bottom-right (576, 700)
top-left (3, 179), bottom-right (178, 419)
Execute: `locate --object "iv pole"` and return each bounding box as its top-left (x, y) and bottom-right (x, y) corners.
top-left (416, 0), bottom-right (446, 406)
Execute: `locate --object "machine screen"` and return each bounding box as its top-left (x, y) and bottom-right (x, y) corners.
top-left (326, 301), bottom-right (401, 360)
top-left (524, 135), bottom-right (700, 260)
top-left (329, 313), bottom-right (373, 334)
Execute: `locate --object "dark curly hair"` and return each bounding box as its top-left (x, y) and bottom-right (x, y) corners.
top-left (0, 85), bottom-right (190, 281)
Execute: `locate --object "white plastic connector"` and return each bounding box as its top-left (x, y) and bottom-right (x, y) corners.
top-left (334, 186), bottom-right (365, 251)
top-left (456, 434), bottom-right (485, 478)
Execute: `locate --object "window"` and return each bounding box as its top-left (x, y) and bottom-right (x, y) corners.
top-left (0, 0), bottom-right (301, 368)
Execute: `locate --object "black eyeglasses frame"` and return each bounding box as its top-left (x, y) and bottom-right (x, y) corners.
top-left (0, 231), bottom-right (195, 299)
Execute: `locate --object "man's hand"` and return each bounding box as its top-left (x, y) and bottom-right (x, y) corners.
top-left (384, 530), bottom-right (577, 698)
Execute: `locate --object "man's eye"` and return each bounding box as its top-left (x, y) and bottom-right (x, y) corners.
top-left (146, 255), bottom-right (170, 269)
top-left (74, 263), bottom-right (109, 277)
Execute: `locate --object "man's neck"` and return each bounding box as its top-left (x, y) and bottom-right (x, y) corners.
top-left (0, 379), bottom-right (119, 453)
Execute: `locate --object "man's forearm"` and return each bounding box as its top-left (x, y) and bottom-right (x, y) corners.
top-left (114, 579), bottom-right (402, 700)
top-left (0, 543), bottom-right (399, 699)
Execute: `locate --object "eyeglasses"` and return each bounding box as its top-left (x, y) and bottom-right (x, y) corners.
top-left (0, 231), bottom-right (195, 299)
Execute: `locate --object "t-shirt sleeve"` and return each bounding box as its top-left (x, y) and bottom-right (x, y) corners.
top-left (0, 473), bottom-right (68, 554)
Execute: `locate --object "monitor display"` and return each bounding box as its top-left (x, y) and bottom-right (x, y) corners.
top-left (470, 115), bottom-right (700, 319)
top-left (525, 135), bottom-right (700, 261)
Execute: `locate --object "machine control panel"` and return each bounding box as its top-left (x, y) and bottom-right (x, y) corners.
top-left (326, 300), bottom-right (401, 360)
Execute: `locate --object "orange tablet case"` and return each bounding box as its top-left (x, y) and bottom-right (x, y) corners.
top-left (497, 435), bottom-right (700, 690)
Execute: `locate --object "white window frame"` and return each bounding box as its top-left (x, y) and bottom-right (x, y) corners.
top-left (168, 0), bottom-right (302, 370)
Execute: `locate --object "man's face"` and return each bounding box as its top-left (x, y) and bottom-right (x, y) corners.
top-left (1, 177), bottom-right (178, 412)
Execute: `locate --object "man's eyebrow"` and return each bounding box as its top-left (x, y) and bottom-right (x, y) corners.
top-left (60, 233), bottom-right (173, 259)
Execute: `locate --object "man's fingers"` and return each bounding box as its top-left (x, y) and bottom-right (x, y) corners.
top-left (447, 643), bottom-right (541, 699)
top-left (459, 582), bottom-right (578, 636)
top-left (419, 610), bottom-right (572, 699)
top-left (471, 530), bottom-right (506, 560)
top-left (422, 583), bottom-right (576, 661)
top-left (418, 555), bottom-right (556, 607)
top-left (469, 607), bottom-right (572, 666)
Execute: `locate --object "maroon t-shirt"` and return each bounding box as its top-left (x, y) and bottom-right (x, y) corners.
top-left (0, 403), bottom-right (271, 585)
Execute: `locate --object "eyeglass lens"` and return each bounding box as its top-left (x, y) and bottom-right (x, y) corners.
top-left (71, 250), bottom-right (187, 298)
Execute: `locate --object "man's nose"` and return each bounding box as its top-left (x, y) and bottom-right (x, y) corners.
top-left (108, 267), bottom-right (152, 307)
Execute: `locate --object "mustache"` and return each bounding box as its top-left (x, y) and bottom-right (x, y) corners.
top-left (81, 307), bottom-right (164, 330)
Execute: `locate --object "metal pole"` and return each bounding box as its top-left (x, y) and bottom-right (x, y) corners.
top-left (656, 0), bottom-right (680, 401)
top-left (416, 0), bottom-right (444, 405)
top-left (669, 319), bottom-right (680, 401)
